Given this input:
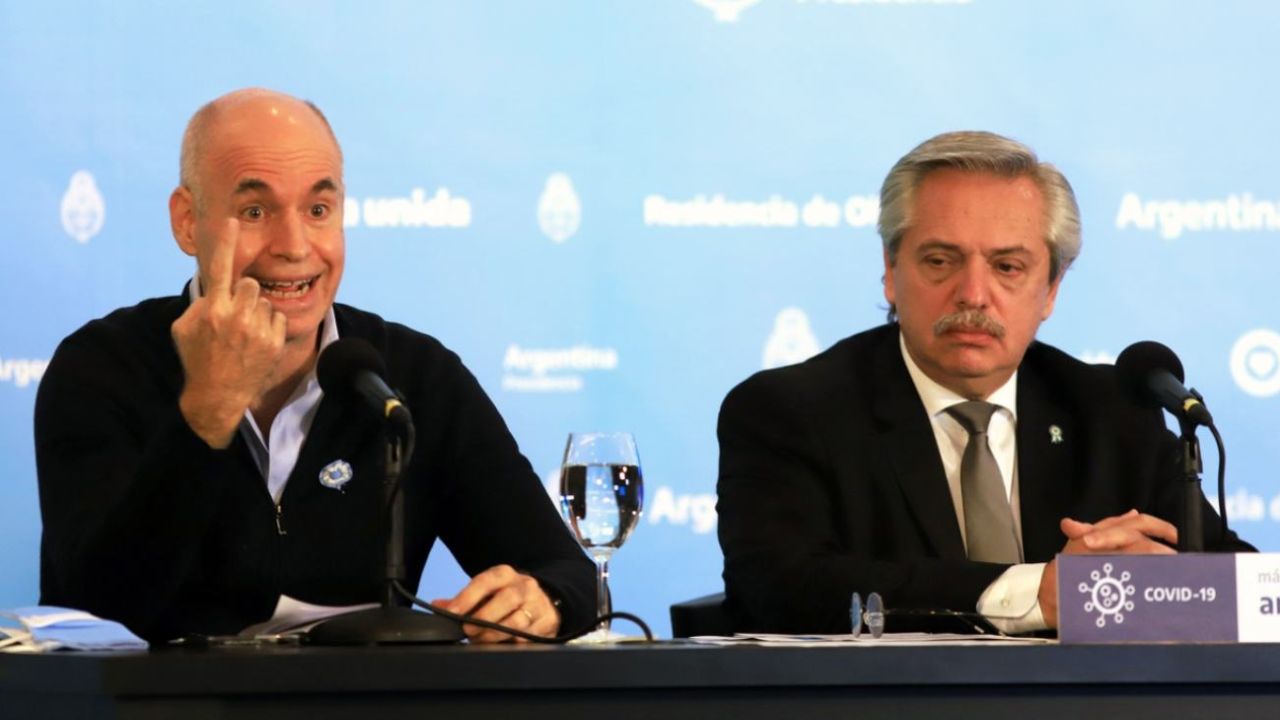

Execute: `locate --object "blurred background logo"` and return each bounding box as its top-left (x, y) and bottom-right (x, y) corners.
top-left (763, 307), bottom-right (820, 370)
top-left (60, 171), bottom-right (104, 244)
top-left (1231, 329), bottom-right (1280, 398)
top-left (538, 173), bottom-right (581, 244)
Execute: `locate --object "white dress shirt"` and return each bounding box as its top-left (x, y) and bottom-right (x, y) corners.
top-left (899, 334), bottom-right (1048, 633)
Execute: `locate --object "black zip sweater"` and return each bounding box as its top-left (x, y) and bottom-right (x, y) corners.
top-left (35, 294), bottom-right (594, 642)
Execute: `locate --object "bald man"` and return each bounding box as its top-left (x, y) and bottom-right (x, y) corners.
top-left (35, 89), bottom-right (594, 644)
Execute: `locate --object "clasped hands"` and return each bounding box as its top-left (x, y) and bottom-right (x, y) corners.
top-left (1038, 509), bottom-right (1177, 628)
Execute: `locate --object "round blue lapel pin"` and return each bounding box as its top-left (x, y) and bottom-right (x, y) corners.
top-left (319, 459), bottom-right (354, 490)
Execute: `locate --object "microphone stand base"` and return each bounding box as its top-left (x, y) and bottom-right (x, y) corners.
top-left (306, 606), bottom-right (465, 645)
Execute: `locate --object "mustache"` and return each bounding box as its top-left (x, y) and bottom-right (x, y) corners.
top-left (933, 309), bottom-right (1006, 338)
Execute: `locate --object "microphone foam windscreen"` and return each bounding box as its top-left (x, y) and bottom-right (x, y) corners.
top-left (316, 338), bottom-right (387, 396)
top-left (1114, 340), bottom-right (1185, 406)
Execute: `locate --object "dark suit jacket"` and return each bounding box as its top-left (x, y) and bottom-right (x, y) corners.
top-left (717, 324), bottom-right (1250, 633)
top-left (35, 295), bottom-right (594, 642)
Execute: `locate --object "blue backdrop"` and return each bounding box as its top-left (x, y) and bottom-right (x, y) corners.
top-left (4, 0), bottom-right (1279, 637)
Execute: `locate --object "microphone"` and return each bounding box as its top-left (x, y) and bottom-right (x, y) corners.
top-left (317, 338), bottom-right (412, 428)
top-left (1115, 341), bottom-right (1213, 428)
top-left (309, 338), bottom-right (463, 644)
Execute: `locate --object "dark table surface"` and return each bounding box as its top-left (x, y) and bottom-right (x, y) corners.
top-left (4, 640), bottom-right (1280, 720)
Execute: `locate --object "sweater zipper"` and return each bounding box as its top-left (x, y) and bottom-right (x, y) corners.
top-left (275, 502), bottom-right (287, 536)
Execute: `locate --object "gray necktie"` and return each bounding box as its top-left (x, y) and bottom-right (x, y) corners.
top-left (946, 401), bottom-right (1020, 564)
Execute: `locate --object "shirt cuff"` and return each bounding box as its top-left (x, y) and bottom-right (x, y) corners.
top-left (976, 563), bottom-right (1048, 634)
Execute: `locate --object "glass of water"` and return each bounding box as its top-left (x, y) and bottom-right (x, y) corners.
top-left (559, 432), bottom-right (644, 638)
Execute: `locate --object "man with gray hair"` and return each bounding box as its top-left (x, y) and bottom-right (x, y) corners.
top-left (716, 131), bottom-right (1249, 634)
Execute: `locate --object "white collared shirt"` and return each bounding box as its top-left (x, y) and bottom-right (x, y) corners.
top-left (187, 275), bottom-right (339, 502)
top-left (897, 333), bottom-right (1048, 633)
top-left (898, 334), bottom-right (1021, 551)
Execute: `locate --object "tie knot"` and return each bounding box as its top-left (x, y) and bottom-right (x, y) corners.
top-left (946, 401), bottom-right (998, 435)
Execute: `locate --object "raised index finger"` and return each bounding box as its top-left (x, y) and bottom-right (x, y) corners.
top-left (204, 218), bottom-right (239, 299)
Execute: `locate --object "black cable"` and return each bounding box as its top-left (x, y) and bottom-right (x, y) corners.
top-left (391, 581), bottom-right (654, 644)
top-left (375, 404), bottom-right (652, 643)
top-left (1209, 422), bottom-right (1228, 541)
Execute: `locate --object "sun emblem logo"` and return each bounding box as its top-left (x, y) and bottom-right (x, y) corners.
top-left (61, 170), bottom-right (105, 243)
top-left (537, 173), bottom-right (581, 244)
top-left (1078, 562), bottom-right (1135, 628)
top-left (761, 307), bottom-right (820, 370)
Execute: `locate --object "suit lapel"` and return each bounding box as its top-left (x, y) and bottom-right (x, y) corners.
top-left (1015, 353), bottom-right (1076, 562)
top-left (869, 332), bottom-right (966, 559)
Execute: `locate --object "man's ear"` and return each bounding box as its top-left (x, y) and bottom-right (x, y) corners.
top-left (1042, 273), bottom-right (1062, 321)
top-left (882, 248), bottom-right (896, 306)
top-left (170, 186), bottom-right (197, 257)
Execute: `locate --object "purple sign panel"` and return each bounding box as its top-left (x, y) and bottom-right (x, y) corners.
top-left (1058, 554), bottom-right (1237, 644)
